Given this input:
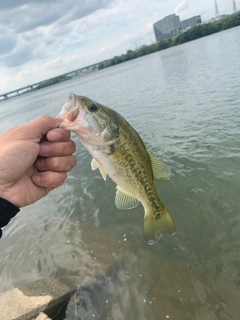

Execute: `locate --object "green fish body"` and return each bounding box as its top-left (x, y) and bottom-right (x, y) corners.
top-left (59, 93), bottom-right (176, 244)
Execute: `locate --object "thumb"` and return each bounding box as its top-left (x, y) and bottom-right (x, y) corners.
top-left (20, 115), bottom-right (61, 141)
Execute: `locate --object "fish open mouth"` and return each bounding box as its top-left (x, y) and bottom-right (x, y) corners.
top-left (58, 93), bottom-right (80, 126)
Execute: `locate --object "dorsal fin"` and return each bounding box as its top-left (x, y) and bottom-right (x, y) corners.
top-left (148, 151), bottom-right (171, 181)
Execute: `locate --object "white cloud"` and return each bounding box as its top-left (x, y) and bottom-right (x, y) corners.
top-left (45, 57), bottom-right (62, 67)
top-left (0, 0), bottom-right (236, 94)
top-left (174, 0), bottom-right (190, 19)
top-left (175, 0), bottom-right (189, 14)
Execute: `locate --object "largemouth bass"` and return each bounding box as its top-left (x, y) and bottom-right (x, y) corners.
top-left (58, 93), bottom-right (176, 244)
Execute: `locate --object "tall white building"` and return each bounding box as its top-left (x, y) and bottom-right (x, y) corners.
top-left (153, 14), bottom-right (182, 41)
top-left (153, 14), bottom-right (202, 41)
top-left (181, 16), bottom-right (202, 30)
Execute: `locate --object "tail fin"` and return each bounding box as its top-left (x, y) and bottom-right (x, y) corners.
top-left (144, 205), bottom-right (176, 245)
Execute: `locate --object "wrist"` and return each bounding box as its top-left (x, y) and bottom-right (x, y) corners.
top-left (0, 186), bottom-right (20, 208)
top-left (0, 197), bottom-right (20, 210)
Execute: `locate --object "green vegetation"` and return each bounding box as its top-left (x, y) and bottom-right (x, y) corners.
top-left (35, 75), bottom-right (69, 89)
top-left (98, 12), bottom-right (240, 70)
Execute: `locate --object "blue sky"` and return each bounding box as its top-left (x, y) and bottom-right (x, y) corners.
top-left (0, 0), bottom-right (238, 94)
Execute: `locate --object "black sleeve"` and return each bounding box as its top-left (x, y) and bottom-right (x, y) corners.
top-left (0, 197), bottom-right (20, 238)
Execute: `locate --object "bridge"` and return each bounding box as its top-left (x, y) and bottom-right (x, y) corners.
top-left (0, 62), bottom-right (104, 101)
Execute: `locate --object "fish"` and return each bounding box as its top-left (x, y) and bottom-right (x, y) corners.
top-left (58, 93), bottom-right (176, 244)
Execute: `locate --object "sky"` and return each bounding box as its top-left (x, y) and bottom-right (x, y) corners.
top-left (0, 0), bottom-right (238, 94)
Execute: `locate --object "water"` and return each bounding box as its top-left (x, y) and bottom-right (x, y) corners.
top-left (1, 26), bottom-right (240, 319)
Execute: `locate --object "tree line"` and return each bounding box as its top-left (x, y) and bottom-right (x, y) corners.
top-left (98, 12), bottom-right (240, 70)
top-left (35, 75), bottom-right (68, 89)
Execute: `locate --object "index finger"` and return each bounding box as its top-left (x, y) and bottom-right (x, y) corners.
top-left (46, 128), bottom-right (71, 142)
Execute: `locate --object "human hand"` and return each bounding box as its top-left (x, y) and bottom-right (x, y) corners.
top-left (0, 115), bottom-right (76, 208)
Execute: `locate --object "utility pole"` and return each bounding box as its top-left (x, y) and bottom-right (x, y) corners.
top-left (232, 0), bottom-right (237, 12)
top-left (214, 0), bottom-right (219, 17)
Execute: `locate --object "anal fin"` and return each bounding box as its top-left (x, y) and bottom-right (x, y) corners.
top-left (115, 186), bottom-right (139, 210)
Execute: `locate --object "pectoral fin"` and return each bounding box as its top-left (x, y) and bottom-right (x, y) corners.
top-left (91, 158), bottom-right (98, 171)
top-left (148, 152), bottom-right (171, 181)
top-left (91, 158), bottom-right (107, 181)
top-left (115, 186), bottom-right (139, 210)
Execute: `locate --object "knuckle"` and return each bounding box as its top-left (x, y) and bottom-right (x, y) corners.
top-left (59, 141), bottom-right (75, 155)
top-left (71, 141), bottom-right (76, 153)
top-left (38, 171), bottom-right (67, 187)
top-left (72, 156), bottom-right (77, 167)
top-left (47, 173), bottom-right (57, 185)
top-left (66, 156), bottom-right (77, 171)
top-left (44, 156), bottom-right (76, 172)
top-left (49, 143), bottom-right (65, 155)
top-left (56, 143), bottom-right (66, 154)
top-left (58, 173), bottom-right (67, 186)
top-left (44, 157), bottom-right (55, 169)
top-left (61, 128), bottom-right (71, 139)
top-left (48, 140), bottom-right (76, 156)
top-left (37, 114), bottom-right (51, 122)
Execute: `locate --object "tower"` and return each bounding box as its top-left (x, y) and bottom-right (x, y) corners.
top-left (232, 0), bottom-right (237, 12)
top-left (214, 0), bottom-right (219, 17)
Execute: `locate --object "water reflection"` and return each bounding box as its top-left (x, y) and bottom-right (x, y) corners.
top-left (0, 27), bottom-right (240, 320)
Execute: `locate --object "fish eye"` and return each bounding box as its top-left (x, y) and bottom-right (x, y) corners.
top-left (88, 103), bottom-right (98, 112)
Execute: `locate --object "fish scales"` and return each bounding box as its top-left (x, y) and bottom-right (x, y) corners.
top-left (58, 93), bottom-right (176, 244)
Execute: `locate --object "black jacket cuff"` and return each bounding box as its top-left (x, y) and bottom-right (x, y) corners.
top-left (0, 197), bottom-right (20, 238)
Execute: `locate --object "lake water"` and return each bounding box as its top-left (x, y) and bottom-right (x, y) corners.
top-left (1, 26), bottom-right (240, 320)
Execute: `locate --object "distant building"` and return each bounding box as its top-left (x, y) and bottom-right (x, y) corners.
top-left (153, 14), bottom-right (202, 41)
top-left (153, 14), bottom-right (182, 41)
top-left (206, 14), bottom-right (230, 23)
top-left (181, 15), bottom-right (202, 30)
